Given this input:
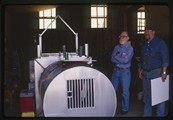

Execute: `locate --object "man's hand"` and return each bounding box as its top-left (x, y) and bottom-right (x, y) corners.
top-left (162, 66), bottom-right (167, 82)
top-left (161, 73), bottom-right (167, 82)
top-left (138, 68), bottom-right (144, 80)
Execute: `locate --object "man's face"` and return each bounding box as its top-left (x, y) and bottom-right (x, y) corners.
top-left (119, 32), bottom-right (129, 45)
top-left (144, 30), bottom-right (155, 41)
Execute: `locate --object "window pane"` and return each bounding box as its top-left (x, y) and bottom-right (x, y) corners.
top-left (39, 11), bottom-right (43, 17)
top-left (52, 19), bottom-right (56, 29)
top-left (98, 18), bottom-right (104, 28)
top-left (39, 19), bottom-right (43, 29)
top-left (142, 21), bottom-right (145, 26)
top-left (142, 12), bottom-right (145, 18)
top-left (141, 19), bottom-right (145, 25)
top-left (91, 18), bottom-right (97, 28)
top-left (91, 7), bottom-right (97, 17)
top-left (138, 20), bottom-right (141, 26)
top-left (44, 9), bottom-right (51, 17)
top-left (137, 12), bottom-right (140, 18)
top-left (52, 8), bottom-right (56, 17)
top-left (142, 27), bottom-right (145, 30)
top-left (137, 27), bottom-right (140, 31)
top-left (98, 7), bottom-right (104, 17)
top-left (44, 19), bottom-right (51, 28)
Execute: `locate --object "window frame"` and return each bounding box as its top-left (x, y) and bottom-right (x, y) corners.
top-left (39, 8), bottom-right (56, 29)
top-left (137, 6), bottom-right (146, 34)
top-left (91, 4), bottom-right (108, 28)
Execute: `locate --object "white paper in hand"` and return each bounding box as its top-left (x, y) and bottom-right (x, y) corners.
top-left (151, 75), bottom-right (169, 106)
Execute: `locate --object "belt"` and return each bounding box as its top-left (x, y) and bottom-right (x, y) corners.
top-left (114, 67), bottom-right (129, 70)
top-left (143, 68), bottom-right (161, 72)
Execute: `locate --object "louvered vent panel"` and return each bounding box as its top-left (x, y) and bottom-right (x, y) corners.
top-left (67, 79), bottom-right (94, 109)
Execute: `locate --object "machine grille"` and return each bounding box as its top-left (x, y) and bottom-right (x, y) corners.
top-left (67, 79), bottom-right (94, 109)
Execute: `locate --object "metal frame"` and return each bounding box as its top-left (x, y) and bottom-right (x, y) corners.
top-left (37, 15), bottom-right (78, 58)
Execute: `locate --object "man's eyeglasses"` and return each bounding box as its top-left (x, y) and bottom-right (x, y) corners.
top-left (119, 36), bottom-right (128, 38)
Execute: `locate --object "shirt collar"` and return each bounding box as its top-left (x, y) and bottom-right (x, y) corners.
top-left (146, 37), bottom-right (156, 44)
top-left (120, 41), bottom-right (131, 48)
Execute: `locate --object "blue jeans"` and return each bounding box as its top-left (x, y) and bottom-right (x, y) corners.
top-left (142, 68), bottom-right (165, 117)
top-left (111, 69), bottom-right (131, 111)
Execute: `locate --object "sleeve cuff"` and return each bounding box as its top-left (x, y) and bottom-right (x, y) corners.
top-left (162, 63), bottom-right (169, 67)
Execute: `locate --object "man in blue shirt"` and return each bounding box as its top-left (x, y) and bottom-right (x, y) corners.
top-left (138, 25), bottom-right (169, 116)
top-left (111, 31), bottom-right (134, 115)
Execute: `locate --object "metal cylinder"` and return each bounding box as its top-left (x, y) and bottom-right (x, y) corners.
top-left (79, 46), bottom-right (83, 57)
top-left (39, 61), bottom-right (90, 99)
top-left (38, 61), bottom-right (117, 117)
top-left (62, 45), bottom-right (66, 58)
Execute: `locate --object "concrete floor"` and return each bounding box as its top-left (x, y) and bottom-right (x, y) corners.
top-left (114, 88), bottom-right (169, 117)
top-left (114, 88), bottom-right (143, 117)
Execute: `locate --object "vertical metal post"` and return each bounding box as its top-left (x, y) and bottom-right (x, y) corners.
top-left (75, 34), bottom-right (78, 54)
top-left (85, 43), bottom-right (88, 57)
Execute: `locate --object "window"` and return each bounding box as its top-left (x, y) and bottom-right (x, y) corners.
top-left (137, 6), bottom-right (145, 34)
top-left (39, 8), bottom-right (56, 29)
top-left (91, 4), bottom-right (107, 28)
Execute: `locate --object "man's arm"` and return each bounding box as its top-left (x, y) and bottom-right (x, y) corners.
top-left (160, 40), bottom-right (169, 81)
top-left (115, 47), bottom-right (134, 64)
top-left (111, 46), bottom-right (120, 64)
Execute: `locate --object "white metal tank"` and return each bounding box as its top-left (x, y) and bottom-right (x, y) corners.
top-left (38, 61), bottom-right (117, 117)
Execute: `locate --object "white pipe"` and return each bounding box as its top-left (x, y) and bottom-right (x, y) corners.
top-left (75, 33), bottom-right (78, 54)
top-left (39, 34), bottom-right (42, 57)
top-left (37, 45), bottom-right (40, 58)
top-left (58, 15), bottom-right (76, 35)
top-left (85, 43), bottom-right (88, 57)
top-left (40, 15), bottom-right (59, 37)
top-left (58, 15), bottom-right (78, 54)
top-left (38, 16), bottom-right (59, 58)
top-left (37, 15), bottom-right (79, 58)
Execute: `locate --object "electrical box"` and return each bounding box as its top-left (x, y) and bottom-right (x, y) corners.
top-left (20, 90), bottom-right (34, 112)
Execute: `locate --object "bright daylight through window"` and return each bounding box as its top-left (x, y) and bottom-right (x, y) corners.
top-left (137, 6), bottom-right (145, 34)
top-left (39, 8), bottom-right (56, 29)
top-left (91, 5), bottom-right (107, 28)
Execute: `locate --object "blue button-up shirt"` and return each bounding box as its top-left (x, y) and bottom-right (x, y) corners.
top-left (111, 42), bottom-right (134, 68)
top-left (139, 37), bottom-right (169, 71)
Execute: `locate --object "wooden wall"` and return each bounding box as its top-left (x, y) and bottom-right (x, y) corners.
top-left (5, 4), bottom-right (169, 83)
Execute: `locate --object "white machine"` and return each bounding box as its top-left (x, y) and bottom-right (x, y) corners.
top-left (28, 15), bottom-right (117, 117)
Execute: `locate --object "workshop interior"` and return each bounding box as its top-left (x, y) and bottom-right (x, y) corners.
top-left (4, 4), bottom-right (169, 117)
